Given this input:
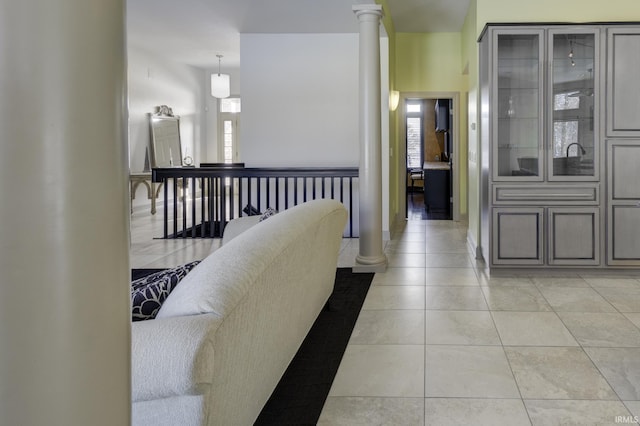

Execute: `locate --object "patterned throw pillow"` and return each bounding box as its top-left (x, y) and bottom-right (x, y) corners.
top-left (131, 260), bottom-right (201, 321)
top-left (259, 207), bottom-right (278, 222)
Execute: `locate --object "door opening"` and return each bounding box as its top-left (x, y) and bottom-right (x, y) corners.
top-left (404, 96), bottom-right (454, 221)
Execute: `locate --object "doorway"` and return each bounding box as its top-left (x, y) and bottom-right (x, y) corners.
top-left (401, 92), bottom-right (459, 222)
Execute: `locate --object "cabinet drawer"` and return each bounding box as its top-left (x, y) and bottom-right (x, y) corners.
top-left (493, 185), bottom-right (598, 205)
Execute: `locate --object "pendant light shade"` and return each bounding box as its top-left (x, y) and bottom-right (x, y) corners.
top-left (211, 73), bottom-right (230, 98)
top-left (211, 54), bottom-right (230, 98)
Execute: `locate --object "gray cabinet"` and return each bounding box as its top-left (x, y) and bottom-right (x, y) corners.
top-left (607, 28), bottom-right (640, 136)
top-left (548, 207), bottom-right (600, 265)
top-left (607, 140), bottom-right (640, 265)
top-left (481, 23), bottom-right (640, 269)
top-left (492, 208), bottom-right (544, 265)
top-left (481, 24), bottom-right (606, 269)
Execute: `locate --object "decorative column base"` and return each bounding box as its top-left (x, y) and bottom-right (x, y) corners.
top-left (353, 253), bottom-right (388, 273)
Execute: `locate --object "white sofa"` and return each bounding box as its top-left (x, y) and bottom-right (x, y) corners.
top-left (131, 199), bottom-right (348, 426)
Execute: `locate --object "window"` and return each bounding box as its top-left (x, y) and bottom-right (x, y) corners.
top-left (554, 93), bottom-right (580, 111)
top-left (218, 97), bottom-right (240, 173)
top-left (406, 117), bottom-right (423, 168)
top-left (220, 97), bottom-right (241, 113)
top-left (405, 100), bottom-right (424, 170)
top-left (406, 103), bottom-right (422, 113)
top-left (553, 121), bottom-right (579, 157)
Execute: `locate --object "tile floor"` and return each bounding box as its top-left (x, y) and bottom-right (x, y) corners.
top-left (130, 207), bottom-right (640, 426)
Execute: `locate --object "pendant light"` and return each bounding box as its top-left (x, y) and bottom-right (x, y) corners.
top-left (211, 54), bottom-right (230, 98)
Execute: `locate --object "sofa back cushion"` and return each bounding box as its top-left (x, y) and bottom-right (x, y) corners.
top-left (157, 199), bottom-right (347, 319)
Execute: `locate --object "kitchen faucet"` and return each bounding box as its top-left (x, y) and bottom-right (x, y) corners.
top-left (566, 142), bottom-right (586, 157)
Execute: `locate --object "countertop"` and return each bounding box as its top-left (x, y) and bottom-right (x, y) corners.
top-left (423, 161), bottom-right (451, 171)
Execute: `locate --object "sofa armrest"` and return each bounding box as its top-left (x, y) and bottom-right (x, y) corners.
top-left (131, 314), bottom-right (221, 402)
top-left (221, 216), bottom-right (261, 245)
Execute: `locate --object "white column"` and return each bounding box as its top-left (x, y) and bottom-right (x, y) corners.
top-left (353, 4), bottom-right (388, 273)
top-left (0, 2), bottom-right (130, 425)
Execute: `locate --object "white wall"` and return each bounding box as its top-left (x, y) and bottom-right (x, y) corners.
top-left (240, 32), bottom-right (391, 236)
top-left (128, 47), bottom-right (207, 207)
top-left (128, 47), bottom-right (207, 169)
top-left (240, 33), bottom-right (360, 167)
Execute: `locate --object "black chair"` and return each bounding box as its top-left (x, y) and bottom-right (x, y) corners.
top-left (408, 168), bottom-right (424, 192)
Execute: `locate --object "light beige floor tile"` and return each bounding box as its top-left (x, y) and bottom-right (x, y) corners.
top-left (558, 312), bottom-right (640, 347)
top-left (318, 397), bottom-right (424, 426)
top-left (393, 232), bottom-right (427, 242)
top-left (387, 253), bottom-right (426, 268)
top-left (482, 286), bottom-right (552, 311)
top-left (425, 345), bottom-right (520, 398)
top-left (523, 270), bottom-right (582, 278)
top-left (426, 311), bottom-right (501, 345)
top-left (329, 345), bottom-right (424, 397)
top-left (478, 276), bottom-right (535, 287)
top-left (531, 277), bottom-right (591, 288)
top-left (424, 268), bottom-right (480, 286)
top-left (595, 288), bottom-right (640, 313)
top-left (424, 240), bottom-right (470, 254)
top-left (493, 312), bottom-right (578, 346)
top-left (371, 267), bottom-right (425, 286)
top-left (130, 239), bottom-right (197, 255)
top-left (384, 240), bottom-right (428, 254)
top-left (624, 313), bottom-right (640, 329)
top-left (426, 287), bottom-right (489, 311)
top-left (585, 278), bottom-right (640, 289)
top-left (625, 401), bottom-right (640, 419)
top-left (524, 399), bottom-right (632, 426)
top-left (425, 398), bottom-right (530, 426)
top-left (425, 253), bottom-right (473, 268)
top-left (141, 244), bottom-right (212, 268)
top-left (538, 287), bottom-right (617, 312)
top-left (584, 347), bottom-right (640, 400)
top-left (350, 310), bottom-right (424, 344)
top-left (362, 286), bottom-right (425, 310)
top-left (505, 346), bottom-right (617, 400)
top-left (337, 247), bottom-right (359, 268)
top-left (130, 254), bottom-right (169, 269)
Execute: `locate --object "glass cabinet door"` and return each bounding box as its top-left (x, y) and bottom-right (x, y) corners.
top-left (549, 29), bottom-right (599, 180)
top-left (493, 30), bottom-right (544, 180)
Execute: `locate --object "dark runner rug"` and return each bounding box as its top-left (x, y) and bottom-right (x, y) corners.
top-left (255, 268), bottom-right (374, 425)
top-left (130, 267), bottom-right (374, 425)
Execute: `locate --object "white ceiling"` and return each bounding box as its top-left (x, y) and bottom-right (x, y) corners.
top-left (127, 0), bottom-right (471, 69)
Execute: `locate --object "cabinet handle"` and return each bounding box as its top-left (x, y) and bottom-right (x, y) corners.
top-left (503, 193), bottom-right (591, 200)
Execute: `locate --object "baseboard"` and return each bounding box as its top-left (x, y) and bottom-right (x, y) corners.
top-left (466, 230), bottom-right (483, 260)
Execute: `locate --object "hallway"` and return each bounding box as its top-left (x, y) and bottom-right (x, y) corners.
top-left (130, 209), bottom-right (640, 425)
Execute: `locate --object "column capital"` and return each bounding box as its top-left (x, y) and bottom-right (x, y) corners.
top-left (352, 4), bottom-right (384, 20)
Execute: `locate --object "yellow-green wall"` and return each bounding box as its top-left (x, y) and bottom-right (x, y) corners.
top-left (462, 0), bottom-right (479, 251)
top-left (394, 32), bottom-right (469, 220)
top-left (377, 0), bottom-right (402, 228)
top-left (477, 0), bottom-right (640, 36)
top-left (395, 33), bottom-right (466, 92)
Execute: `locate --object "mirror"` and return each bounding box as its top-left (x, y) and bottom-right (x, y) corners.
top-left (149, 105), bottom-right (182, 168)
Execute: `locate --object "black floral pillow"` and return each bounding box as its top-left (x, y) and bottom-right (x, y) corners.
top-left (259, 207), bottom-right (278, 222)
top-left (131, 260), bottom-right (200, 321)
